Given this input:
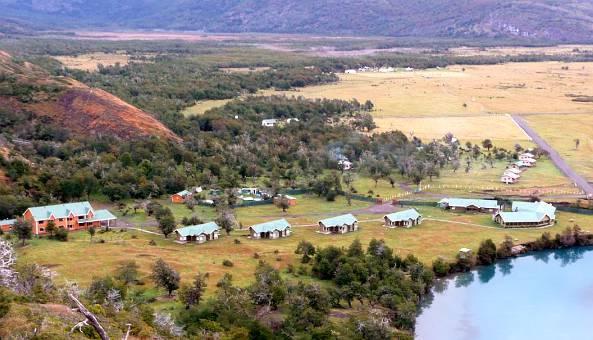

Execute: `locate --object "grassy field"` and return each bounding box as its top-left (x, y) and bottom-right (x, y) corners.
top-left (54, 52), bottom-right (131, 71)
top-left (181, 99), bottom-right (232, 116)
top-left (525, 113), bottom-right (593, 181)
top-left (352, 158), bottom-right (575, 200)
top-left (373, 114), bottom-right (530, 144)
top-left (264, 62), bottom-right (593, 118)
top-left (17, 203), bottom-right (593, 292)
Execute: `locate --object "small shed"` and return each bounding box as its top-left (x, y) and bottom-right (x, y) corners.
top-left (273, 195), bottom-right (297, 206)
top-left (319, 214), bottom-right (358, 234)
top-left (383, 209), bottom-right (422, 228)
top-left (175, 222), bottom-right (220, 243)
top-left (250, 219), bottom-right (291, 239)
top-left (459, 248), bottom-right (472, 259)
top-left (171, 190), bottom-right (192, 204)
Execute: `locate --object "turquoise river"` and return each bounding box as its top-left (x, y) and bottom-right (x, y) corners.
top-left (415, 247), bottom-right (593, 340)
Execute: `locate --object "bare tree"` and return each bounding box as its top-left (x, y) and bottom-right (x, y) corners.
top-left (0, 239), bottom-right (16, 290)
top-left (69, 293), bottom-right (109, 340)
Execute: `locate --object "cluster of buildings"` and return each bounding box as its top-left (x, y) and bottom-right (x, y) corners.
top-left (501, 152), bottom-right (537, 184)
top-left (1, 201), bottom-right (117, 235)
top-left (438, 197), bottom-right (556, 228)
top-left (344, 66), bottom-right (414, 74)
top-left (261, 118), bottom-right (300, 127)
top-left (176, 209), bottom-right (424, 244)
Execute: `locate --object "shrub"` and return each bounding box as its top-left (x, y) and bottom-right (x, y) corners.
top-left (54, 227), bottom-right (68, 242)
top-left (222, 259), bottom-right (234, 267)
top-left (234, 239), bottom-right (241, 244)
top-left (131, 235), bottom-right (138, 239)
top-left (276, 256), bottom-right (282, 262)
top-left (253, 252), bottom-right (260, 259)
top-left (286, 264), bottom-right (295, 274)
top-left (149, 240), bottom-right (157, 246)
top-left (98, 239), bottom-right (106, 244)
top-left (273, 249), bottom-right (279, 254)
top-left (477, 239), bottom-right (497, 265)
top-left (432, 257), bottom-right (450, 277)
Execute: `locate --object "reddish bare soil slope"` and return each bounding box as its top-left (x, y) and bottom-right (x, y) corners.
top-left (0, 51), bottom-right (180, 142)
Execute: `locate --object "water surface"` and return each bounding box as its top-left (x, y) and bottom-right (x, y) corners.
top-left (416, 247), bottom-right (593, 340)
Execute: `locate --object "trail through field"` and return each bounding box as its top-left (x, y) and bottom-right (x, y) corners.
top-left (511, 115), bottom-right (593, 196)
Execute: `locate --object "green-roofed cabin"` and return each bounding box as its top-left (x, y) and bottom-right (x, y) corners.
top-left (249, 219), bottom-right (292, 239)
top-left (318, 214), bottom-right (358, 234)
top-left (0, 218), bottom-right (16, 233)
top-left (175, 222), bottom-right (220, 243)
top-left (384, 209), bottom-right (422, 228)
top-left (438, 198), bottom-right (500, 213)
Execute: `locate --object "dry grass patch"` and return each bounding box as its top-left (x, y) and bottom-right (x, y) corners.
top-left (264, 62), bottom-right (593, 117)
top-left (181, 99), bottom-right (232, 116)
top-left (373, 115), bottom-right (530, 142)
top-left (54, 52), bottom-right (131, 71)
top-left (525, 113), bottom-right (593, 181)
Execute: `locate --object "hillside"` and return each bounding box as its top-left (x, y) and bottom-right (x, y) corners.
top-left (1, 0), bottom-right (593, 42)
top-left (0, 51), bottom-right (180, 142)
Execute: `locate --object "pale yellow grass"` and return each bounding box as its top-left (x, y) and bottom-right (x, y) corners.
top-left (373, 115), bottom-right (530, 142)
top-left (182, 99), bottom-right (231, 116)
top-left (526, 113), bottom-right (593, 181)
top-left (449, 45), bottom-right (593, 57)
top-left (264, 62), bottom-right (593, 117)
top-left (54, 52), bottom-right (130, 71)
top-left (220, 66), bottom-right (271, 73)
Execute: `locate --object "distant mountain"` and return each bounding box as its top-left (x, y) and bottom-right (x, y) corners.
top-left (1, 0), bottom-right (593, 42)
top-left (0, 51), bottom-right (180, 141)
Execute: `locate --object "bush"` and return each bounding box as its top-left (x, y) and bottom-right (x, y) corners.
top-left (98, 239), bottom-right (106, 244)
top-left (234, 239), bottom-right (241, 244)
top-left (222, 259), bottom-right (234, 267)
top-left (286, 264), bottom-right (295, 274)
top-left (131, 235), bottom-right (138, 239)
top-left (253, 252), bottom-right (260, 259)
top-left (432, 257), bottom-right (450, 277)
top-left (276, 256), bottom-right (282, 261)
top-left (477, 239), bottom-right (497, 265)
top-left (149, 240), bottom-right (157, 246)
top-left (54, 227), bottom-right (68, 242)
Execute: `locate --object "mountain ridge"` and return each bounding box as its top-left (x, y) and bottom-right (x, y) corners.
top-left (1, 0), bottom-right (593, 42)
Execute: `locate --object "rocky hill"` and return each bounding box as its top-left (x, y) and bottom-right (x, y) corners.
top-left (0, 51), bottom-right (180, 142)
top-left (1, 0), bottom-right (593, 42)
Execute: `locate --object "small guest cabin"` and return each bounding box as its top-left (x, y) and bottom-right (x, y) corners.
top-left (273, 195), bottom-right (297, 206)
top-left (250, 219), bottom-right (291, 239)
top-left (261, 119), bottom-right (279, 127)
top-left (501, 173), bottom-right (519, 184)
top-left (319, 214), bottom-right (358, 234)
top-left (175, 222), bottom-right (220, 243)
top-left (519, 153), bottom-right (536, 161)
top-left (494, 201), bottom-right (556, 228)
top-left (514, 160), bottom-right (533, 168)
top-left (171, 190), bottom-right (192, 204)
top-left (0, 219), bottom-right (16, 233)
top-left (438, 198), bottom-right (500, 213)
top-left (505, 167), bottom-right (522, 175)
top-left (383, 209), bottom-right (422, 228)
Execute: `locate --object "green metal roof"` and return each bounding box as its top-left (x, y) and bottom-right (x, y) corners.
top-left (0, 219), bottom-right (16, 226)
top-left (384, 209), bottom-right (421, 222)
top-left (175, 222), bottom-right (220, 237)
top-left (319, 214), bottom-right (358, 227)
top-left (27, 201), bottom-right (94, 221)
top-left (175, 190), bottom-right (192, 196)
top-left (250, 219), bottom-right (291, 233)
top-left (511, 201), bottom-right (556, 219)
top-left (496, 211), bottom-right (550, 223)
top-left (85, 209), bottom-right (117, 222)
top-left (438, 198), bottom-right (499, 210)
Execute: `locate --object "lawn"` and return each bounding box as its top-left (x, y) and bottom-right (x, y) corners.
top-left (54, 52), bottom-right (132, 71)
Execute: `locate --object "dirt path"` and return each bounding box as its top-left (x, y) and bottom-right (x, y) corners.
top-left (511, 115), bottom-right (593, 196)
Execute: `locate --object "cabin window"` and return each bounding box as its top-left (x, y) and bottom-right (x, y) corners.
top-left (67, 225), bottom-right (73, 229)
top-left (39, 228), bottom-right (44, 232)
top-left (39, 220), bottom-right (44, 224)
